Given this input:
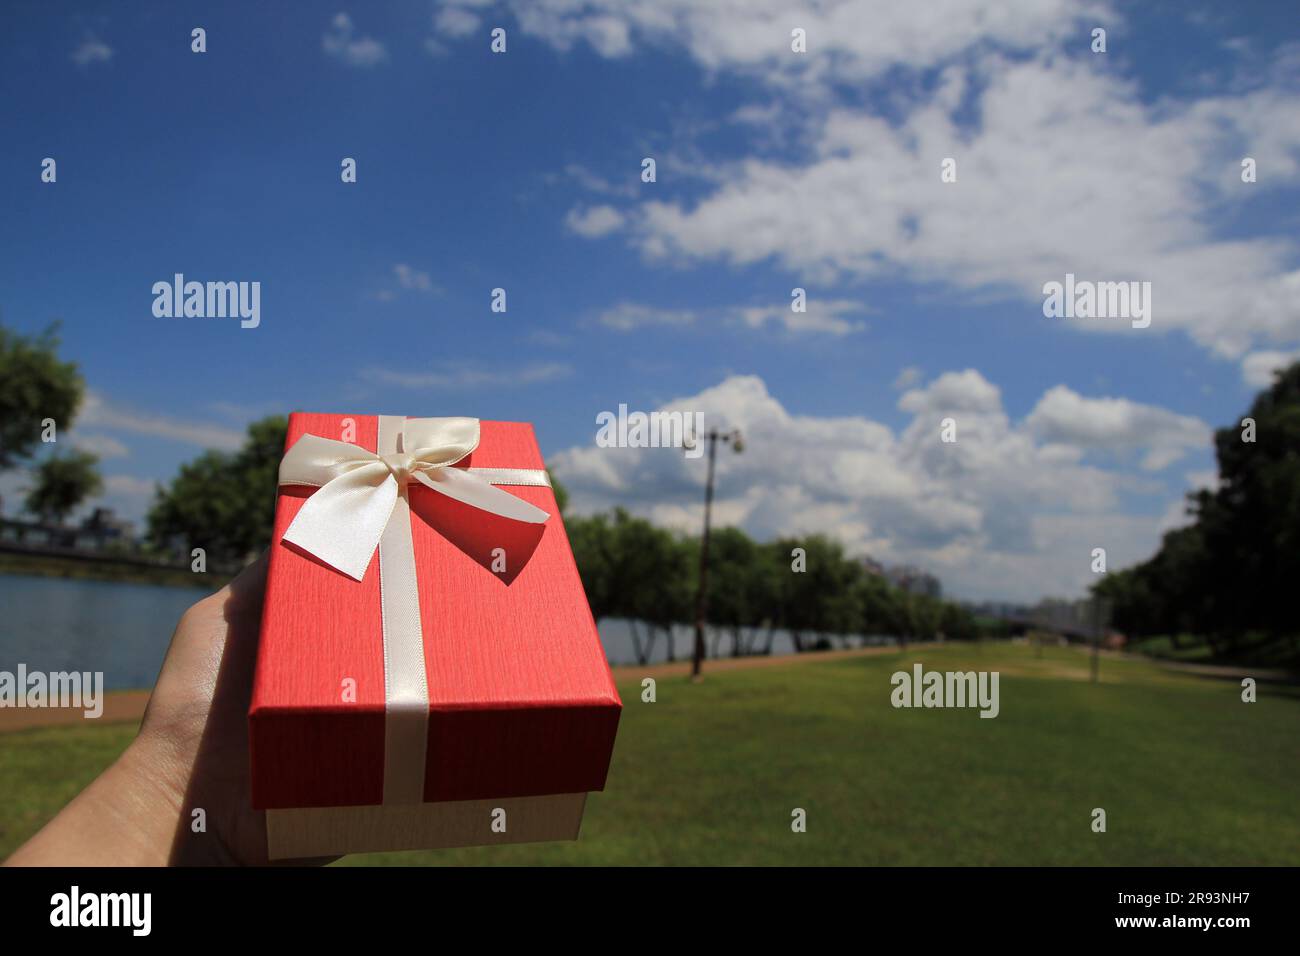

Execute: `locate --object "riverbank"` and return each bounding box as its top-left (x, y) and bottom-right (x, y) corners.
top-left (8, 638), bottom-right (1294, 737)
top-left (0, 691), bottom-right (152, 732)
top-left (0, 550), bottom-right (231, 590)
top-left (0, 644), bottom-right (930, 734)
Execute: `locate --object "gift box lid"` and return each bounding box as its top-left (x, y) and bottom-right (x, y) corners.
top-left (249, 412), bottom-right (622, 810)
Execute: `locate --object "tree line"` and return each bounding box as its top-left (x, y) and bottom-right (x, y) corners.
top-left (140, 412), bottom-right (985, 662)
top-left (1094, 362), bottom-right (1300, 667)
top-left (565, 508), bottom-right (982, 663)
top-left (130, 406), bottom-right (985, 660)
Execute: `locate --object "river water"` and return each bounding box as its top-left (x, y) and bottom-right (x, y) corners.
top-left (0, 573), bottom-right (846, 691)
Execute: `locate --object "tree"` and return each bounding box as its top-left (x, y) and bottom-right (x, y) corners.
top-left (1200, 362), bottom-right (1300, 645)
top-left (940, 601), bottom-right (977, 641)
top-left (548, 472), bottom-right (569, 515)
top-left (1097, 361), bottom-right (1300, 663)
top-left (703, 526), bottom-right (763, 656)
top-left (565, 508), bottom-right (694, 664)
top-left (25, 450), bottom-right (103, 524)
top-left (751, 538), bottom-right (792, 654)
top-left (770, 535), bottom-right (863, 651)
top-left (885, 585), bottom-right (921, 646)
top-left (0, 323), bottom-right (85, 470)
top-left (608, 509), bottom-right (694, 663)
top-left (909, 593), bottom-right (945, 641)
top-left (566, 511), bottom-right (614, 622)
top-left (858, 574), bottom-right (889, 634)
top-left (147, 415), bottom-right (288, 564)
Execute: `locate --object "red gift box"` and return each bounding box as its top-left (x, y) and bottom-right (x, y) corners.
top-left (249, 413), bottom-right (620, 852)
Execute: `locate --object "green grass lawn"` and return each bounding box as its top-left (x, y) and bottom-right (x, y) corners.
top-left (2, 643), bottom-right (1296, 864)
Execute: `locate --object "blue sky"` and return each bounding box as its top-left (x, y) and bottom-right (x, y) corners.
top-left (3, 2), bottom-right (1299, 602)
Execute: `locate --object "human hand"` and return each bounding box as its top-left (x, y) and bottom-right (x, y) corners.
top-left (6, 551), bottom-right (323, 866)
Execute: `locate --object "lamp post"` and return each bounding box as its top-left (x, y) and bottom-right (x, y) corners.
top-left (691, 427), bottom-right (743, 681)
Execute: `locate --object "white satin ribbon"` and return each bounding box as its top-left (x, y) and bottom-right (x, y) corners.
top-left (279, 416), bottom-right (550, 582)
top-left (277, 415), bottom-right (551, 804)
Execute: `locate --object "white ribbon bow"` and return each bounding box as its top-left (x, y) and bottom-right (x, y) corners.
top-left (278, 417), bottom-right (549, 581)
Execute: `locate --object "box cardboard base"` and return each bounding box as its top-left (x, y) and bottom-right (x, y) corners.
top-left (266, 792), bottom-right (588, 860)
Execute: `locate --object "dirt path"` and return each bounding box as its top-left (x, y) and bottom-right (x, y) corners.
top-left (614, 642), bottom-right (934, 680)
top-left (1068, 645), bottom-right (1297, 684)
top-left (0, 690), bottom-right (152, 733)
top-left (0, 645), bottom-right (931, 735)
top-left (1145, 659), bottom-right (1296, 683)
top-left (8, 642), bottom-right (1289, 735)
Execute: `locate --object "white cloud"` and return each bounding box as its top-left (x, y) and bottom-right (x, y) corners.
top-left (892, 366), bottom-right (923, 390)
top-left (71, 37), bottom-right (113, 67)
top-left (565, 204), bottom-right (626, 238)
top-left (1185, 469), bottom-right (1219, 493)
top-left (363, 362), bottom-right (572, 389)
top-left (597, 302), bottom-right (695, 331)
top-left (1024, 385), bottom-right (1211, 471)
top-left (102, 474), bottom-right (156, 500)
top-left (434, 0), bottom-right (1099, 80)
top-left (560, 164), bottom-right (638, 198)
top-left (0, 402), bottom-right (246, 523)
top-left (551, 371), bottom-right (1187, 601)
top-left (78, 392), bottom-right (245, 451)
top-left (374, 264), bottom-right (438, 300)
top-left (524, 328), bottom-right (572, 347)
top-left (444, 3), bottom-right (1300, 361)
top-left (1155, 468), bottom-right (1222, 534)
top-left (898, 369), bottom-right (1003, 416)
top-left (70, 433), bottom-right (130, 460)
top-left (436, 7), bottom-right (482, 38)
top-left (323, 13), bottom-right (389, 67)
top-left (1240, 349), bottom-right (1300, 388)
top-left (0, 468), bottom-right (154, 526)
top-left (593, 298), bottom-right (863, 335)
top-left (631, 52), bottom-right (1300, 357)
top-left (731, 102), bottom-right (783, 126)
top-left (393, 263), bottom-right (436, 292)
top-left (734, 298), bottom-right (865, 336)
